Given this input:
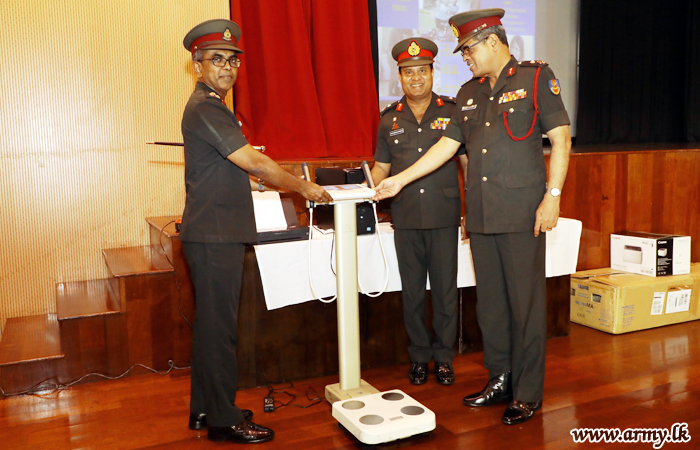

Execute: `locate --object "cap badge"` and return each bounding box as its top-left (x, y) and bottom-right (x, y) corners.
top-left (549, 79), bottom-right (561, 95)
top-left (450, 22), bottom-right (460, 38)
top-left (407, 40), bottom-right (421, 57)
top-left (223, 28), bottom-right (232, 41)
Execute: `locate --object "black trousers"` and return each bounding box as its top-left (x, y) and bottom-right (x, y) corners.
top-left (183, 241), bottom-right (246, 427)
top-left (469, 231), bottom-right (547, 403)
top-left (394, 226), bottom-right (459, 364)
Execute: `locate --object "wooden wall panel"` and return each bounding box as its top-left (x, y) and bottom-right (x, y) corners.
top-left (557, 149), bottom-right (700, 271)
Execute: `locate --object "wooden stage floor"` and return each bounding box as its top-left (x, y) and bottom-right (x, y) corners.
top-left (1, 322), bottom-right (699, 449)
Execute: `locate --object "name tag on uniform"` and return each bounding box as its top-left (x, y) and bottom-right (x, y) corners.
top-left (389, 128), bottom-right (405, 136)
top-left (462, 105), bottom-right (477, 111)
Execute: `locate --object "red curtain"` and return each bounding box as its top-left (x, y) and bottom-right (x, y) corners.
top-left (230, 0), bottom-right (378, 159)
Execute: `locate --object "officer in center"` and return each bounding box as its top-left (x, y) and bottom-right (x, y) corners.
top-left (371, 37), bottom-right (466, 386)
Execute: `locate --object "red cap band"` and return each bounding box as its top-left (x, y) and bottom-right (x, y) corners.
top-left (190, 32), bottom-right (237, 53)
top-left (457, 16), bottom-right (502, 39)
top-left (397, 48), bottom-right (434, 62)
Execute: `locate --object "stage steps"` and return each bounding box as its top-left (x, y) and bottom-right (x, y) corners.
top-left (56, 279), bottom-right (121, 320)
top-left (0, 314), bottom-right (64, 367)
top-left (0, 221), bottom-right (191, 394)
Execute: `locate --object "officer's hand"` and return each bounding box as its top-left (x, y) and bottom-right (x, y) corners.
top-left (301, 182), bottom-right (333, 204)
top-left (299, 181), bottom-right (333, 203)
top-left (460, 216), bottom-right (469, 241)
top-left (372, 177), bottom-right (403, 201)
top-left (534, 195), bottom-right (560, 237)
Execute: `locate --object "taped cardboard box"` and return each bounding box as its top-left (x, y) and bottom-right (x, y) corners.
top-left (570, 263), bottom-right (700, 334)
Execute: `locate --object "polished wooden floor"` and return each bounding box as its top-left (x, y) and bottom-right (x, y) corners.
top-left (1, 322), bottom-right (699, 449)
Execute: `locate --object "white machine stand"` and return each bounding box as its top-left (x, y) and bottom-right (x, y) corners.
top-left (320, 190), bottom-right (380, 403)
top-left (304, 161), bottom-right (435, 445)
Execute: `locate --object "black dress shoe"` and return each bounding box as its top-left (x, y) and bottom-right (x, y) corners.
top-left (462, 372), bottom-right (512, 407)
top-left (208, 420), bottom-right (275, 444)
top-left (408, 362), bottom-right (429, 385)
top-left (188, 410), bottom-right (254, 430)
top-left (435, 362), bottom-right (455, 385)
top-left (502, 400), bottom-right (542, 425)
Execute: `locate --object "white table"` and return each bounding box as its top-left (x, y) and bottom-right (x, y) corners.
top-left (254, 218), bottom-right (582, 310)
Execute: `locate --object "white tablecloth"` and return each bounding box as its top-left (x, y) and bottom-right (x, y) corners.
top-left (254, 218), bottom-right (582, 310)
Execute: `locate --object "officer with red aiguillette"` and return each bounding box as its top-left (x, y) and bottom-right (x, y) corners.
top-left (372, 8), bottom-right (572, 425)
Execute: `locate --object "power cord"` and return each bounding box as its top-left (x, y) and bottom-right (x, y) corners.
top-left (307, 202), bottom-right (390, 302)
top-left (307, 207), bottom-right (337, 303)
top-left (357, 202), bottom-right (389, 298)
top-left (158, 219), bottom-right (192, 329)
top-left (0, 360), bottom-right (190, 398)
top-left (260, 381), bottom-right (323, 412)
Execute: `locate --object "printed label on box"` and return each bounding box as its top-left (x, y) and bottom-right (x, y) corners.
top-left (665, 289), bottom-right (691, 314)
top-left (651, 292), bottom-right (665, 315)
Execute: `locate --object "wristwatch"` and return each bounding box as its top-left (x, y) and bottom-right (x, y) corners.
top-left (546, 187), bottom-right (561, 197)
top-left (258, 178), bottom-right (264, 192)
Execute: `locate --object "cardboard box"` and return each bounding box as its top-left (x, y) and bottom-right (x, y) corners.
top-left (570, 263), bottom-right (700, 334)
top-left (610, 231), bottom-right (691, 277)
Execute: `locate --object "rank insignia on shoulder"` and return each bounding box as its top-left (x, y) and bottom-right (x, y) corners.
top-left (430, 118), bottom-right (450, 130)
top-left (396, 102), bottom-right (404, 111)
top-left (549, 79), bottom-right (561, 95)
top-left (507, 67), bottom-right (515, 77)
top-left (519, 60), bottom-right (548, 67)
top-left (209, 91), bottom-right (221, 99)
top-left (436, 98), bottom-right (444, 107)
top-left (380, 101), bottom-right (400, 117)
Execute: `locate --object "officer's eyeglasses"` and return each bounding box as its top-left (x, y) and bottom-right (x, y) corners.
top-left (201, 56), bottom-right (241, 68)
top-left (460, 38), bottom-right (487, 58)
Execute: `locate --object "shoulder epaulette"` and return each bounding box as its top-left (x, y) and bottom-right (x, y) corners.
top-left (517, 60), bottom-right (549, 68)
top-left (439, 95), bottom-right (456, 104)
top-left (462, 76), bottom-right (481, 87)
top-left (380, 100), bottom-right (400, 117)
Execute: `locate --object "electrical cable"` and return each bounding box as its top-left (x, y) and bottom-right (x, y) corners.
top-left (158, 219), bottom-right (193, 329)
top-left (261, 381), bottom-right (323, 410)
top-left (357, 202), bottom-right (389, 297)
top-left (0, 360), bottom-right (190, 398)
top-left (307, 207), bottom-right (337, 303)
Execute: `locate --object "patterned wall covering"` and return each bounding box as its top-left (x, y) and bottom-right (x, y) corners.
top-left (0, 0), bottom-right (229, 318)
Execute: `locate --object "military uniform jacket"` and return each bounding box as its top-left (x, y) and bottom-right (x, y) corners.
top-left (443, 57), bottom-right (570, 234)
top-left (374, 93), bottom-right (464, 229)
top-left (179, 81), bottom-right (257, 244)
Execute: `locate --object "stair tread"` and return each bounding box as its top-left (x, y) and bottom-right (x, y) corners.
top-left (0, 314), bottom-right (64, 366)
top-left (56, 279), bottom-right (121, 320)
top-left (103, 246), bottom-right (174, 277)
